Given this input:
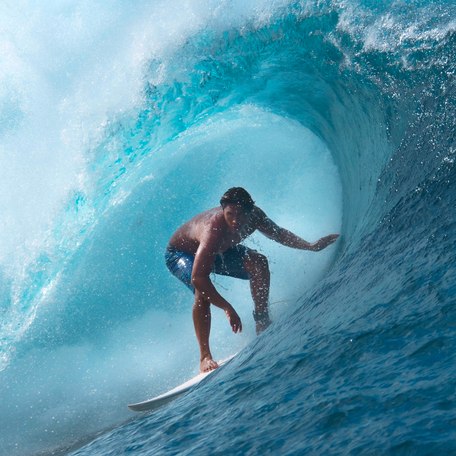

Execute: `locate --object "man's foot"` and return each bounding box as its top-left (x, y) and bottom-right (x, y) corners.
top-left (255, 318), bottom-right (271, 335)
top-left (200, 356), bottom-right (219, 373)
top-left (253, 310), bottom-right (271, 335)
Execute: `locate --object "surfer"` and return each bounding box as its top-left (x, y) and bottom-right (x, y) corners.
top-left (165, 187), bottom-right (339, 372)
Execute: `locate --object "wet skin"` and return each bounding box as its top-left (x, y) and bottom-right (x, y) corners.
top-left (168, 204), bottom-right (339, 372)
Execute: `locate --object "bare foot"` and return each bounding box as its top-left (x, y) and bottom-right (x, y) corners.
top-left (200, 356), bottom-right (219, 373)
top-left (255, 315), bottom-right (271, 335)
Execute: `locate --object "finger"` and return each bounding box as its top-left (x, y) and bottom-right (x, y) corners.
top-left (237, 322), bottom-right (242, 333)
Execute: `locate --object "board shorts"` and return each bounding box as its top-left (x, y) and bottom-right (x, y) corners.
top-left (165, 245), bottom-right (251, 293)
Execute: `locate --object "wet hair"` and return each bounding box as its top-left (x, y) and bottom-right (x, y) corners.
top-left (220, 187), bottom-right (255, 212)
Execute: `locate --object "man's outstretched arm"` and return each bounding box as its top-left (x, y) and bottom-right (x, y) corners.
top-left (255, 207), bottom-right (339, 251)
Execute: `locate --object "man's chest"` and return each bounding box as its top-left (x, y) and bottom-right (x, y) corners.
top-left (219, 225), bottom-right (256, 251)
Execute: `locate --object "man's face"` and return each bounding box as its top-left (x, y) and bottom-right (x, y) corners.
top-left (223, 204), bottom-right (250, 232)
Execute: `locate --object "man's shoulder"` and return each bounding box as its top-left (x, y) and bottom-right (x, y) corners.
top-left (191, 207), bottom-right (221, 224)
top-left (250, 206), bottom-right (276, 233)
top-left (251, 205), bottom-right (267, 223)
top-left (204, 207), bottom-right (224, 225)
top-left (197, 208), bottom-right (225, 234)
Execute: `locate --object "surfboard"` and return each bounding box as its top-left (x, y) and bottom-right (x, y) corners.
top-left (128, 355), bottom-right (236, 412)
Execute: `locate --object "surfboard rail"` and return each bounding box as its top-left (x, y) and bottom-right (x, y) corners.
top-left (128, 354), bottom-right (236, 412)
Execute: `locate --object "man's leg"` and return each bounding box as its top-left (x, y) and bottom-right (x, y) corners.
top-left (244, 252), bottom-right (272, 334)
top-left (193, 290), bottom-right (219, 372)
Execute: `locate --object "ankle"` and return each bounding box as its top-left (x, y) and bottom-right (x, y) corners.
top-left (253, 309), bottom-right (270, 324)
top-left (200, 352), bottom-right (213, 362)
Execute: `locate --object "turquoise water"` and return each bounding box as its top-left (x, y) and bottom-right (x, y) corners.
top-left (0, 1), bottom-right (455, 455)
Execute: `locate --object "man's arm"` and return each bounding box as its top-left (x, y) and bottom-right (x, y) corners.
top-left (191, 232), bottom-right (242, 333)
top-left (255, 207), bottom-right (339, 251)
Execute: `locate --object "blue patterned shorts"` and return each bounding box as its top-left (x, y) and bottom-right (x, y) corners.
top-left (165, 245), bottom-right (251, 293)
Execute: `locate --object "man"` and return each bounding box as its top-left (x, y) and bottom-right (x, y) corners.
top-left (165, 187), bottom-right (339, 372)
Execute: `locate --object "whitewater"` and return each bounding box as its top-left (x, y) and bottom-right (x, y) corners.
top-left (0, 1), bottom-right (455, 455)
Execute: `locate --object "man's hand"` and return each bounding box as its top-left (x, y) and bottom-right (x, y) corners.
top-left (225, 305), bottom-right (242, 333)
top-left (313, 234), bottom-right (339, 251)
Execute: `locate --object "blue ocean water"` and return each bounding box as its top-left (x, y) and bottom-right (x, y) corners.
top-left (0, 1), bottom-right (455, 455)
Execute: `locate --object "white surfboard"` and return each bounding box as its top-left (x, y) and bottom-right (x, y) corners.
top-left (128, 355), bottom-right (236, 412)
